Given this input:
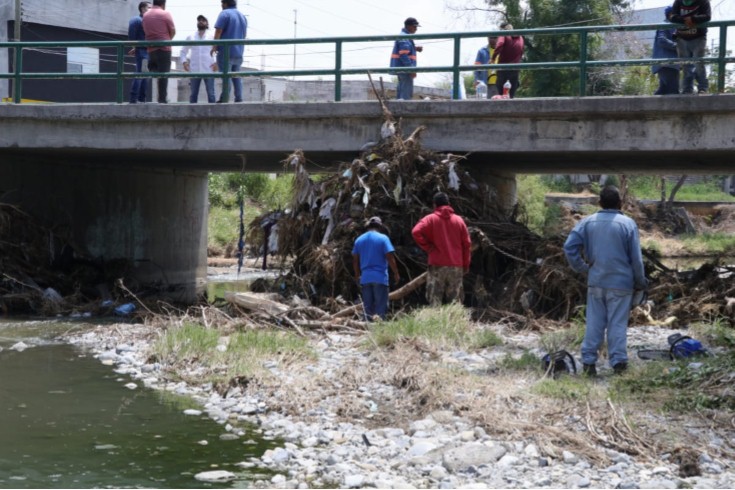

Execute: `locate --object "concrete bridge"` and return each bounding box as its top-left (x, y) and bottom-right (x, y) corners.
top-left (1, 95), bottom-right (733, 301)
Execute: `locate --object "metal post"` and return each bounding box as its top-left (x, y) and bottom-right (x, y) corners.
top-left (717, 26), bottom-right (727, 93)
top-left (453, 36), bottom-right (461, 100)
top-left (579, 30), bottom-right (588, 97)
top-left (334, 40), bottom-right (342, 101)
top-left (13, 44), bottom-right (22, 103)
top-left (116, 45), bottom-right (124, 103)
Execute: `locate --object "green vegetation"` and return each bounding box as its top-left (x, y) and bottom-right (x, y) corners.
top-left (680, 233), bottom-right (735, 255)
top-left (498, 350), bottom-right (543, 372)
top-left (368, 304), bottom-right (502, 350)
top-left (208, 172), bottom-right (294, 253)
top-left (627, 176), bottom-right (735, 202)
top-left (152, 322), bottom-right (313, 384)
top-left (612, 353), bottom-right (735, 411)
top-left (539, 315), bottom-right (586, 354)
top-left (690, 319), bottom-right (735, 349)
top-left (533, 376), bottom-right (595, 400)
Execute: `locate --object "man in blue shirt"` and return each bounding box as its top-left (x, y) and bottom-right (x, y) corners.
top-left (211, 0), bottom-right (247, 103)
top-left (563, 186), bottom-right (647, 376)
top-left (352, 216), bottom-right (400, 321)
top-left (127, 1), bottom-right (151, 103)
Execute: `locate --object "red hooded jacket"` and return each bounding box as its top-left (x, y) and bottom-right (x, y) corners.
top-left (412, 205), bottom-right (471, 269)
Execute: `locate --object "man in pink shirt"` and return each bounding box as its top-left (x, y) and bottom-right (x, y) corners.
top-left (142, 0), bottom-right (176, 103)
top-left (492, 23), bottom-right (524, 98)
top-left (412, 192), bottom-right (471, 306)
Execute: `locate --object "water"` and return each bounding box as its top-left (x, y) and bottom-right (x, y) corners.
top-left (0, 322), bottom-right (276, 488)
top-left (206, 270), bottom-right (277, 303)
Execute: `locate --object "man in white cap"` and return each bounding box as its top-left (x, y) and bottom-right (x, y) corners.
top-left (352, 216), bottom-right (400, 321)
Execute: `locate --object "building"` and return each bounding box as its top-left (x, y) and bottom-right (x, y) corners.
top-left (1, 0), bottom-right (139, 102)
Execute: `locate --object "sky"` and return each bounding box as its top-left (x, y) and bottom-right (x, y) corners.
top-left (167, 0), bottom-right (735, 86)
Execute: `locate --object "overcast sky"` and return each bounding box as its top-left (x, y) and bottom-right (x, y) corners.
top-left (168, 0), bottom-right (734, 85)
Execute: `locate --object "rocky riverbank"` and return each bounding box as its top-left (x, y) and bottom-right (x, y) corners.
top-left (63, 322), bottom-right (735, 489)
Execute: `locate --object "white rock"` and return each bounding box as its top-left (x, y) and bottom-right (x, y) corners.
top-left (407, 441), bottom-right (438, 458)
top-left (563, 450), bottom-right (579, 464)
top-left (194, 470), bottom-right (236, 483)
top-left (183, 409), bottom-right (202, 416)
top-left (497, 454), bottom-right (520, 467)
top-left (344, 474), bottom-right (365, 488)
top-left (124, 383), bottom-right (138, 390)
top-left (10, 341), bottom-right (29, 352)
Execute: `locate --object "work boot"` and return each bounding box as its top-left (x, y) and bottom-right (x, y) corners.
top-left (613, 362), bottom-right (628, 375)
top-left (583, 364), bottom-right (597, 377)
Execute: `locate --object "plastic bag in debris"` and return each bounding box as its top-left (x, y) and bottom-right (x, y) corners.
top-left (448, 162), bottom-right (460, 191)
top-left (42, 287), bottom-right (63, 304)
top-left (380, 121), bottom-right (396, 139)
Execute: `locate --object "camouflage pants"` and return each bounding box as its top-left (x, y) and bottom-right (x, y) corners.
top-left (426, 266), bottom-right (464, 306)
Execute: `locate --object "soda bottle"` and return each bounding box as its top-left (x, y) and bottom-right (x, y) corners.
top-left (503, 80), bottom-right (511, 97)
top-left (476, 81), bottom-right (487, 99)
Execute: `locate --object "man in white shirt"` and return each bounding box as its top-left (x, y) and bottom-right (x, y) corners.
top-left (180, 15), bottom-right (217, 103)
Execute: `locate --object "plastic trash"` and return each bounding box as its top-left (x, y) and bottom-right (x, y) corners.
top-left (42, 287), bottom-right (63, 303)
top-left (114, 303), bottom-right (136, 316)
top-left (101, 299), bottom-right (114, 307)
top-left (476, 81), bottom-right (487, 99)
top-left (503, 79), bottom-right (511, 97)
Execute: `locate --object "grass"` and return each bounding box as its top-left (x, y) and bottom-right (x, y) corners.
top-left (532, 376), bottom-right (596, 400)
top-left (498, 350), bottom-right (543, 373)
top-left (208, 203), bottom-right (262, 253)
top-left (689, 319), bottom-right (735, 349)
top-left (628, 176), bottom-right (735, 202)
top-left (540, 317), bottom-right (586, 354)
top-left (368, 304), bottom-right (502, 350)
top-left (680, 233), bottom-right (735, 255)
top-left (151, 322), bottom-right (313, 384)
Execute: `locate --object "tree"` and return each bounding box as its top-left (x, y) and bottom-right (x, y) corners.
top-left (449, 0), bottom-right (632, 97)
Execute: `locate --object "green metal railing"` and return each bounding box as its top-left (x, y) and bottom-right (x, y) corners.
top-left (1, 20), bottom-right (733, 103)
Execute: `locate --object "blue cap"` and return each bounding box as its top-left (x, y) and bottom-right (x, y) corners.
top-left (664, 6), bottom-right (673, 18)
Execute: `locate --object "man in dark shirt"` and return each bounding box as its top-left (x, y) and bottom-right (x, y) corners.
top-left (670, 0), bottom-right (711, 94)
top-left (127, 1), bottom-right (151, 103)
top-left (492, 23), bottom-right (524, 98)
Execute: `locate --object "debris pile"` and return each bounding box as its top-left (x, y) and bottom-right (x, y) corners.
top-left (247, 114), bottom-right (587, 326)
top-left (0, 203), bottom-right (132, 315)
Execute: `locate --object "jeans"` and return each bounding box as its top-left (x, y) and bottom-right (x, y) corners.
top-left (129, 50), bottom-right (148, 103)
top-left (582, 286), bottom-right (633, 367)
top-left (677, 36), bottom-right (708, 93)
top-left (216, 54), bottom-right (243, 102)
top-left (396, 73), bottom-right (414, 100)
top-left (190, 78), bottom-right (216, 103)
top-left (148, 49), bottom-right (172, 103)
top-left (654, 67), bottom-right (679, 95)
top-left (361, 283), bottom-right (389, 321)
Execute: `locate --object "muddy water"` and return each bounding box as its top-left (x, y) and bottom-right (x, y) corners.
top-left (0, 321), bottom-right (275, 488)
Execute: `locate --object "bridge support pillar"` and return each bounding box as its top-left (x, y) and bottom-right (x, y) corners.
top-left (1, 160), bottom-right (208, 303)
top-left (471, 167), bottom-right (517, 215)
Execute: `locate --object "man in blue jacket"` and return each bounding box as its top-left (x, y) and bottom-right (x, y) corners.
top-left (473, 36), bottom-right (498, 98)
top-left (652, 7), bottom-right (680, 95)
top-left (212, 0), bottom-right (248, 103)
top-left (390, 17), bottom-right (423, 100)
top-left (563, 186), bottom-right (647, 376)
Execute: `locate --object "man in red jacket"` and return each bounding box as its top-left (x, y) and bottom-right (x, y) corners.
top-left (412, 192), bottom-right (472, 306)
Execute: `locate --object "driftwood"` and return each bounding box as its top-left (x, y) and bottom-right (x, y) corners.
top-left (224, 292), bottom-right (290, 316)
top-left (331, 272), bottom-right (428, 319)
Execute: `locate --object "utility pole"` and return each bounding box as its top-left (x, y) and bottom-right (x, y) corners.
top-left (292, 9), bottom-right (297, 79)
top-left (14, 0), bottom-right (21, 40)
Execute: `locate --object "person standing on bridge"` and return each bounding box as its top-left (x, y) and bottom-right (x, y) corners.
top-left (142, 0), bottom-right (176, 103)
top-left (390, 17), bottom-right (423, 100)
top-left (180, 15), bottom-right (217, 103)
top-left (652, 6), bottom-right (680, 95)
top-left (670, 0), bottom-right (711, 94)
top-left (128, 1), bottom-right (151, 104)
top-left (412, 192), bottom-right (471, 306)
top-left (474, 36), bottom-right (498, 98)
top-left (563, 186), bottom-right (647, 377)
top-left (211, 0), bottom-right (248, 103)
top-left (352, 216), bottom-right (400, 321)
top-left (492, 23), bottom-right (524, 99)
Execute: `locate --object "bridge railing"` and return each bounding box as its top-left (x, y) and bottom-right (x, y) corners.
top-left (1, 20), bottom-right (733, 103)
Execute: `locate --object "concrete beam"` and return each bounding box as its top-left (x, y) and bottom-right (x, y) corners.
top-left (1, 95), bottom-right (734, 173)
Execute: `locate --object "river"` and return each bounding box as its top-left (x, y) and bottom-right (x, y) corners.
top-left (0, 318), bottom-right (276, 488)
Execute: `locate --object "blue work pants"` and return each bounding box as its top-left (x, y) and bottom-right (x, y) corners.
top-left (361, 283), bottom-right (389, 321)
top-left (396, 73), bottom-right (414, 100)
top-left (582, 286), bottom-right (633, 367)
top-left (129, 50), bottom-right (148, 103)
top-left (655, 67), bottom-right (679, 95)
top-left (677, 36), bottom-right (708, 93)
